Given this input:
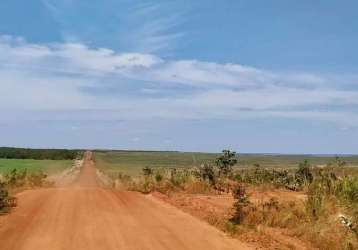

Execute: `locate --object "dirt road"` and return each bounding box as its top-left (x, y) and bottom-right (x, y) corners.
top-left (0, 152), bottom-right (251, 250)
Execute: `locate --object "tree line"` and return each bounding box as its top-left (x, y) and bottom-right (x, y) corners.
top-left (0, 147), bottom-right (82, 160)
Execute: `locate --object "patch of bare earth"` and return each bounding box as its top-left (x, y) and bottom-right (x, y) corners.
top-left (152, 186), bottom-right (312, 250)
top-left (246, 186), bottom-right (306, 204)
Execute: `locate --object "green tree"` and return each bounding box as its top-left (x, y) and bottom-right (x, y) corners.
top-left (215, 150), bottom-right (238, 176)
top-left (334, 156), bottom-right (347, 168)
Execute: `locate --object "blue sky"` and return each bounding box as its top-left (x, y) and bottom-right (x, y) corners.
top-left (0, 0), bottom-right (357, 154)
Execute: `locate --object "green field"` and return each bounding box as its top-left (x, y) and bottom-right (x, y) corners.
top-left (93, 151), bottom-right (217, 176)
top-left (238, 154), bottom-right (358, 168)
top-left (0, 159), bottom-right (72, 175)
top-left (93, 150), bottom-right (358, 176)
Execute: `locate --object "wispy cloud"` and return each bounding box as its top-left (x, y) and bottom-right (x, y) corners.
top-left (41, 0), bottom-right (187, 54)
top-left (125, 1), bottom-right (186, 54)
top-left (1, 34), bottom-right (358, 127)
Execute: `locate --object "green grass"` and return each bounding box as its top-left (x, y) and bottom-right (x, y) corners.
top-left (93, 151), bottom-right (217, 176)
top-left (238, 154), bottom-right (358, 168)
top-left (93, 150), bottom-right (358, 177)
top-left (0, 159), bottom-right (72, 175)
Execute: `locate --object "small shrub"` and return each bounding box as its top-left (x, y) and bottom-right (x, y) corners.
top-left (295, 160), bottom-right (313, 187)
top-left (0, 183), bottom-right (9, 211)
top-left (305, 178), bottom-right (325, 219)
top-left (336, 176), bottom-right (358, 204)
top-left (117, 172), bottom-right (132, 182)
top-left (224, 221), bottom-right (237, 236)
top-left (4, 169), bottom-right (27, 187)
top-left (155, 171), bottom-right (163, 183)
top-left (141, 179), bottom-right (154, 194)
top-left (142, 167), bottom-right (153, 177)
top-left (115, 172), bottom-right (135, 190)
top-left (231, 184), bottom-right (251, 224)
top-left (332, 156), bottom-right (347, 168)
top-left (197, 163), bottom-right (216, 185)
top-left (0, 182), bottom-right (16, 213)
top-left (169, 168), bottom-right (190, 188)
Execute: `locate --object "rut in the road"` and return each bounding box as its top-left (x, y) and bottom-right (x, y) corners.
top-left (0, 152), bottom-right (251, 250)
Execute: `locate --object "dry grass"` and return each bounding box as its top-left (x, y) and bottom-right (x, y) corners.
top-left (146, 179), bottom-right (358, 249)
top-left (100, 150), bottom-right (358, 250)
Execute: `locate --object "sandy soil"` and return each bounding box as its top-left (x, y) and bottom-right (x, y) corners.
top-left (0, 152), bottom-right (251, 250)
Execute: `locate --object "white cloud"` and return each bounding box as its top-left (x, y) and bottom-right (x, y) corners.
top-left (183, 88), bottom-right (358, 109)
top-left (0, 34), bottom-right (357, 126)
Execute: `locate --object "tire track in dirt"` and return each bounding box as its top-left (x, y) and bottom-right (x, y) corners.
top-left (0, 152), bottom-right (251, 250)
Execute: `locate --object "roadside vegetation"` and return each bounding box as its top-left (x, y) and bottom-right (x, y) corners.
top-left (101, 150), bottom-right (358, 249)
top-left (0, 169), bottom-right (51, 214)
top-left (0, 147), bottom-right (81, 214)
top-left (0, 182), bottom-right (16, 214)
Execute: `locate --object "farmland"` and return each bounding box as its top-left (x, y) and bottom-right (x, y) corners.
top-left (93, 150), bottom-right (218, 176)
top-left (93, 150), bottom-right (358, 176)
top-left (0, 147), bottom-right (80, 176)
top-left (237, 154), bottom-right (358, 168)
top-left (0, 159), bottom-right (72, 175)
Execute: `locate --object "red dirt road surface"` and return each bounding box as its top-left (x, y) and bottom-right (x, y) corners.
top-left (0, 152), bottom-right (251, 250)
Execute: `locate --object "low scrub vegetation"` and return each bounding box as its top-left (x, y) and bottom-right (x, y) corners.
top-left (3, 168), bottom-right (51, 188)
top-left (231, 158), bottom-right (358, 249)
top-left (234, 160), bottom-right (314, 191)
top-left (109, 150), bottom-right (358, 249)
top-left (0, 168), bottom-right (51, 214)
top-left (236, 159), bottom-right (358, 249)
top-left (0, 183), bottom-right (16, 214)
